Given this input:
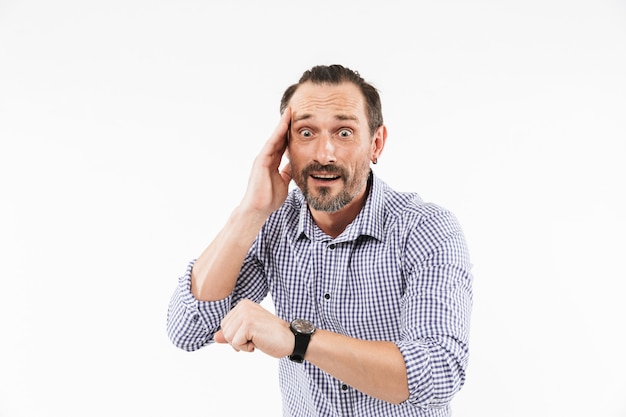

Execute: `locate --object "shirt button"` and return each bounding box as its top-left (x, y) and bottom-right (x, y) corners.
top-left (191, 314), bottom-right (199, 322)
top-left (341, 384), bottom-right (348, 391)
top-left (328, 243), bottom-right (336, 250)
top-left (324, 293), bottom-right (331, 300)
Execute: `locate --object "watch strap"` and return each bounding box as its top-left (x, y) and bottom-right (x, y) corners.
top-left (289, 333), bottom-right (311, 363)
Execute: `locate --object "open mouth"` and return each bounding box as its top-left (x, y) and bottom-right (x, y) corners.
top-left (311, 173), bottom-right (341, 182)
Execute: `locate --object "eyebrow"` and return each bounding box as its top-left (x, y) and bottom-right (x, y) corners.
top-left (293, 113), bottom-right (359, 123)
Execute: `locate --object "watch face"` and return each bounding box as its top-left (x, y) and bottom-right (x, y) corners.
top-left (291, 319), bottom-right (315, 334)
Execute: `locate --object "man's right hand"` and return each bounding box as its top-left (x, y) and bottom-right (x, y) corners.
top-left (190, 108), bottom-right (293, 302)
top-left (239, 107), bottom-right (292, 218)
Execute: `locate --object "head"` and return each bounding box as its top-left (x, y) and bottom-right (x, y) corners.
top-left (281, 64), bottom-right (387, 213)
top-left (280, 65), bottom-right (384, 136)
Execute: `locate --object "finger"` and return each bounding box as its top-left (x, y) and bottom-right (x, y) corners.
top-left (214, 329), bottom-right (227, 344)
top-left (229, 341), bottom-right (254, 353)
top-left (264, 107), bottom-right (291, 156)
top-left (230, 326), bottom-right (253, 352)
top-left (277, 106), bottom-right (291, 141)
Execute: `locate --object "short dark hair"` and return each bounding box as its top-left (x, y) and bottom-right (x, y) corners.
top-left (279, 64), bottom-right (383, 136)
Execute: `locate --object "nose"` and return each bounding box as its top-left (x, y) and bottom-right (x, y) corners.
top-left (314, 133), bottom-right (336, 165)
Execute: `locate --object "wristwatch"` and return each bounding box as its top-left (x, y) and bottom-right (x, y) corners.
top-left (289, 319), bottom-right (316, 363)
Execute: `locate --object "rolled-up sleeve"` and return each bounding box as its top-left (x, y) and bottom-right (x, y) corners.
top-left (166, 260), bottom-right (232, 351)
top-left (396, 209), bottom-right (473, 408)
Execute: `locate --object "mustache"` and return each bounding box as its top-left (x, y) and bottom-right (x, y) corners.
top-left (302, 163), bottom-right (346, 177)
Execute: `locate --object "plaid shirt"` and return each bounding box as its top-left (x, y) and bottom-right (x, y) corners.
top-left (167, 173), bottom-right (473, 416)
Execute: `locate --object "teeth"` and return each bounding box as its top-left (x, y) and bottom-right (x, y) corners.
top-left (313, 174), bottom-right (339, 179)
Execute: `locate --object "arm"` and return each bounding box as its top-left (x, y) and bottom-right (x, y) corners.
top-left (166, 109), bottom-right (292, 350)
top-left (215, 208), bottom-right (472, 406)
top-left (397, 209), bottom-right (473, 407)
top-left (306, 330), bottom-right (410, 404)
top-left (190, 108), bottom-right (292, 301)
top-left (308, 228), bottom-right (472, 407)
top-left (214, 300), bottom-right (409, 404)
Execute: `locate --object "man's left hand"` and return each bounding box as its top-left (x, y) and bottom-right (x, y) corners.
top-left (214, 299), bottom-right (293, 358)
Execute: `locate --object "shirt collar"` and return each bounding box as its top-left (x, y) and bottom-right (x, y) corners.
top-left (295, 171), bottom-right (386, 243)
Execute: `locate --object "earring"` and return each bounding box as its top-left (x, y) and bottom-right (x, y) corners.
top-left (372, 158), bottom-right (378, 164)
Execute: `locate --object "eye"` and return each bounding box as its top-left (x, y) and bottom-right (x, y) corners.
top-left (299, 129), bottom-right (313, 138)
top-left (338, 129), bottom-right (352, 138)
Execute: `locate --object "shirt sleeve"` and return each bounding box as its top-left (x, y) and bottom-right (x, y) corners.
top-left (166, 240), bottom-right (270, 352)
top-left (395, 207), bottom-right (473, 408)
top-left (166, 260), bottom-right (232, 351)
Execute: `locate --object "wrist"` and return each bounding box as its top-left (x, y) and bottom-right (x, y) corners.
top-left (289, 319), bottom-right (316, 363)
top-left (231, 204), bottom-right (273, 229)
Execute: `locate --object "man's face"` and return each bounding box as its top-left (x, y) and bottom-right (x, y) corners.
top-left (287, 81), bottom-right (382, 213)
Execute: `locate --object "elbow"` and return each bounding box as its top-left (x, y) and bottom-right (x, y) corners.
top-left (166, 323), bottom-right (211, 352)
top-left (166, 310), bottom-right (212, 352)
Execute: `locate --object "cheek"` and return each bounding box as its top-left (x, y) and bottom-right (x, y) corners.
top-left (286, 149), bottom-right (304, 177)
top-left (343, 148), bottom-right (370, 169)
top-left (287, 146), bottom-right (308, 167)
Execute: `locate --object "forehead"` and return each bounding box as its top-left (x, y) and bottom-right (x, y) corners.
top-left (288, 82), bottom-right (366, 121)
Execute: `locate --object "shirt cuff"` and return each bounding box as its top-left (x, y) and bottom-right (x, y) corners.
top-left (167, 260), bottom-right (232, 350)
top-left (395, 340), bottom-right (434, 407)
top-left (181, 259), bottom-right (232, 328)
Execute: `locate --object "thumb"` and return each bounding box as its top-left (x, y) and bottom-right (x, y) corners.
top-left (214, 329), bottom-right (227, 344)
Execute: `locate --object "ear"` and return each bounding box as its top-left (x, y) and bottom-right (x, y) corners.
top-left (371, 125), bottom-right (387, 164)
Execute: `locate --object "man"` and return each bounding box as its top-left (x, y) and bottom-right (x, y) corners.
top-left (167, 64), bottom-right (473, 416)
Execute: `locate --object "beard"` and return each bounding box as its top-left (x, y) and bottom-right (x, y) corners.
top-left (293, 160), bottom-right (371, 213)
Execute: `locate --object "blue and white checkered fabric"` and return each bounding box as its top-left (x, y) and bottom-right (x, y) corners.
top-left (167, 173), bottom-right (473, 417)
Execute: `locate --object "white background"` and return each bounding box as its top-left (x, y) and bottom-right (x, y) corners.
top-left (1, 0), bottom-right (625, 416)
